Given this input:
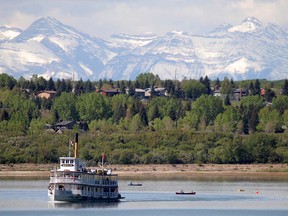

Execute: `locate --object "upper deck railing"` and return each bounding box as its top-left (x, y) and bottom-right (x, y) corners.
top-left (49, 176), bottom-right (118, 186)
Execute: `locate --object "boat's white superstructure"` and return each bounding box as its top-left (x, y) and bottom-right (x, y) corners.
top-left (48, 134), bottom-right (122, 202)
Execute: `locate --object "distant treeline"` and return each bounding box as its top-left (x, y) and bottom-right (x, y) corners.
top-left (0, 73), bottom-right (288, 164)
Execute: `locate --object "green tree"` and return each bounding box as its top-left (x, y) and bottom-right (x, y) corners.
top-left (217, 106), bottom-right (240, 132)
top-left (192, 95), bottom-right (224, 128)
top-left (272, 95), bottom-right (288, 114)
top-left (240, 95), bottom-right (264, 134)
top-left (257, 107), bottom-right (282, 133)
top-left (148, 103), bottom-right (161, 122)
top-left (0, 73), bottom-right (16, 90)
top-left (182, 79), bottom-right (206, 100)
top-left (51, 92), bottom-right (78, 121)
top-left (76, 93), bottom-right (111, 122)
top-left (135, 73), bottom-right (160, 89)
top-left (244, 133), bottom-right (277, 163)
top-left (220, 77), bottom-right (233, 95)
top-left (129, 114), bottom-right (143, 132)
top-left (111, 94), bottom-right (128, 124)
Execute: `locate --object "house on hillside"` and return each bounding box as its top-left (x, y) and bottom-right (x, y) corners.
top-left (134, 88), bottom-right (146, 98)
top-left (213, 89), bottom-right (223, 97)
top-left (36, 90), bottom-right (57, 100)
top-left (99, 89), bottom-right (120, 97)
top-left (233, 88), bottom-right (247, 101)
top-left (55, 120), bottom-right (75, 133)
top-left (144, 87), bottom-right (167, 97)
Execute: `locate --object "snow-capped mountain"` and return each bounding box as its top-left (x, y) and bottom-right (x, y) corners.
top-left (0, 16), bottom-right (288, 81)
top-left (0, 17), bottom-right (115, 80)
top-left (0, 26), bottom-right (22, 41)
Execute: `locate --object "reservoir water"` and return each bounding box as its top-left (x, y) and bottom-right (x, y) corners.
top-left (0, 177), bottom-right (288, 216)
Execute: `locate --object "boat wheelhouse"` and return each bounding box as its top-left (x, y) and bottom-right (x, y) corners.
top-left (48, 133), bottom-right (123, 202)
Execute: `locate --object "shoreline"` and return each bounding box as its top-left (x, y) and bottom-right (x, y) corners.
top-left (1, 163), bottom-right (288, 180)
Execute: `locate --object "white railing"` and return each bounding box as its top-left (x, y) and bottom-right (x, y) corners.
top-left (50, 177), bottom-right (118, 186)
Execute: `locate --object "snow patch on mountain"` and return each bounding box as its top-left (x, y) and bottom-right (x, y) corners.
top-left (27, 35), bottom-right (45, 42)
top-left (79, 63), bottom-right (94, 76)
top-left (0, 26), bottom-right (22, 41)
top-left (48, 35), bottom-right (79, 52)
top-left (228, 17), bottom-right (263, 33)
top-left (109, 32), bottom-right (158, 50)
top-left (225, 57), bottom-right (262, 74)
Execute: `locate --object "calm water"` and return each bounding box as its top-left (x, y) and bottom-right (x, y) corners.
top-left (0, 177), bottom-right (288, 216)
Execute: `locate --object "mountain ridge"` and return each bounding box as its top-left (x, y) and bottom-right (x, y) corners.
top-left (0, 16), bottom-right (287, 81)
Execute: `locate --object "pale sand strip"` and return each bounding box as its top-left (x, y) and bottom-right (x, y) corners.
top-left (0, 163), bottom-right (287, 179)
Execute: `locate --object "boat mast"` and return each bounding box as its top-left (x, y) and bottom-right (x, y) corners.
top-left (101, 152), bottom-right (104, 173)
top-left (74, 133), bottom-right (78, 158)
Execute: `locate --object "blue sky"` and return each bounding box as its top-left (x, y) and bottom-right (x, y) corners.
top-left (1, 0), bottom-right (287, 38)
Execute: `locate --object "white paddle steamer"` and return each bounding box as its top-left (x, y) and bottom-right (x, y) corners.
top-left (48, 133), bottom-right (123, 202)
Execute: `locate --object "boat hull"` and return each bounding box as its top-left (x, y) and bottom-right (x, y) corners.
top-left (48, 188), bottom-right (122, 202)
top-left (128, 184), bottom-right (142, 186)
top-left (175, 192), bottom-right (196, 195)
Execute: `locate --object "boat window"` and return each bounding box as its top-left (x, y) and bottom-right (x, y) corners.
top-left (70, 159), bottom-right (74, 164)
top-left (62, 159), bottom-right (65, 163)
top-left (66, 160), bottom-right (69, 163)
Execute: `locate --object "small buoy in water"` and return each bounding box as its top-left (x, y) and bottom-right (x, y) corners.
top-left (256, 191), bottom-right (259, 195)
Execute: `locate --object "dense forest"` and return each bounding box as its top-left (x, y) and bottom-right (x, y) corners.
top-left (0, 73), bottom-right (288, 165)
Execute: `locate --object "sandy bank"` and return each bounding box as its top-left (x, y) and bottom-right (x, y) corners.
top-left (0, 163), bottom-right (288, 180)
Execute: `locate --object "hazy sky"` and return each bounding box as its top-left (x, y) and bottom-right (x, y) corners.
top-left (1, 0), bottom-right (287, 39)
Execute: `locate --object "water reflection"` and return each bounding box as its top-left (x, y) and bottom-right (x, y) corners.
top-left (48, 201), bottom-right (120, 209)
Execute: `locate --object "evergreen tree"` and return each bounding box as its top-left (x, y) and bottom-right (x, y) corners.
top-left (144, 79), bottom-right (150, 89)
top-left (164, 80), bottom-right (175, 96)
top-left (0, 109), bottom-right (9, 121)
top-left (134, 80), bottom-right (140, 88)
top-left (264, 88), bottom-right (275, 102)
top-left (116, 81), bottom-right (120, 88)
top-left (98, 79), bottom-right (103, 90)
top-left (224, 94), bottom-right (231, 106)
top-left (47, 77), bottom-right (55, 90)
top-left (150, 104), bottom-right (161, 121)
top-left (220, 77), bottom-right (232, 94)
top-left (84, 80), bottom-right (94, 93)
top-left (215, 78), bottom-right (220, 90)
top-left (203, 76), bottom-right (212, 95)
top-left (241, 104), bottom-right (249, 134)
top-left (230, 78), bottom-right (235, 89)
top-left (282, 79), bottom-right (288, 96)
top-left (65, 80), bottom-right (73, 92)
top-left (74, 78), bottom-right (84, 95)
top-left (199, 76), bottom-right (204, 84)
top-left (55, 79), bottom-right (66, 95)
top-left (139, 104), bottom-right (148, 126)
top-left (109, 79), bottom-right (114, 87)
top-left (249, 81), bottom-right (255, 95)
top-left (120, 81), bottom-right (126, 94)
top-left (248, 105), bottom-right (259, 133)
top-left (128, 85), bottom-right (135, 96)
top-left (254, 79), bottom-right (261, 95)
